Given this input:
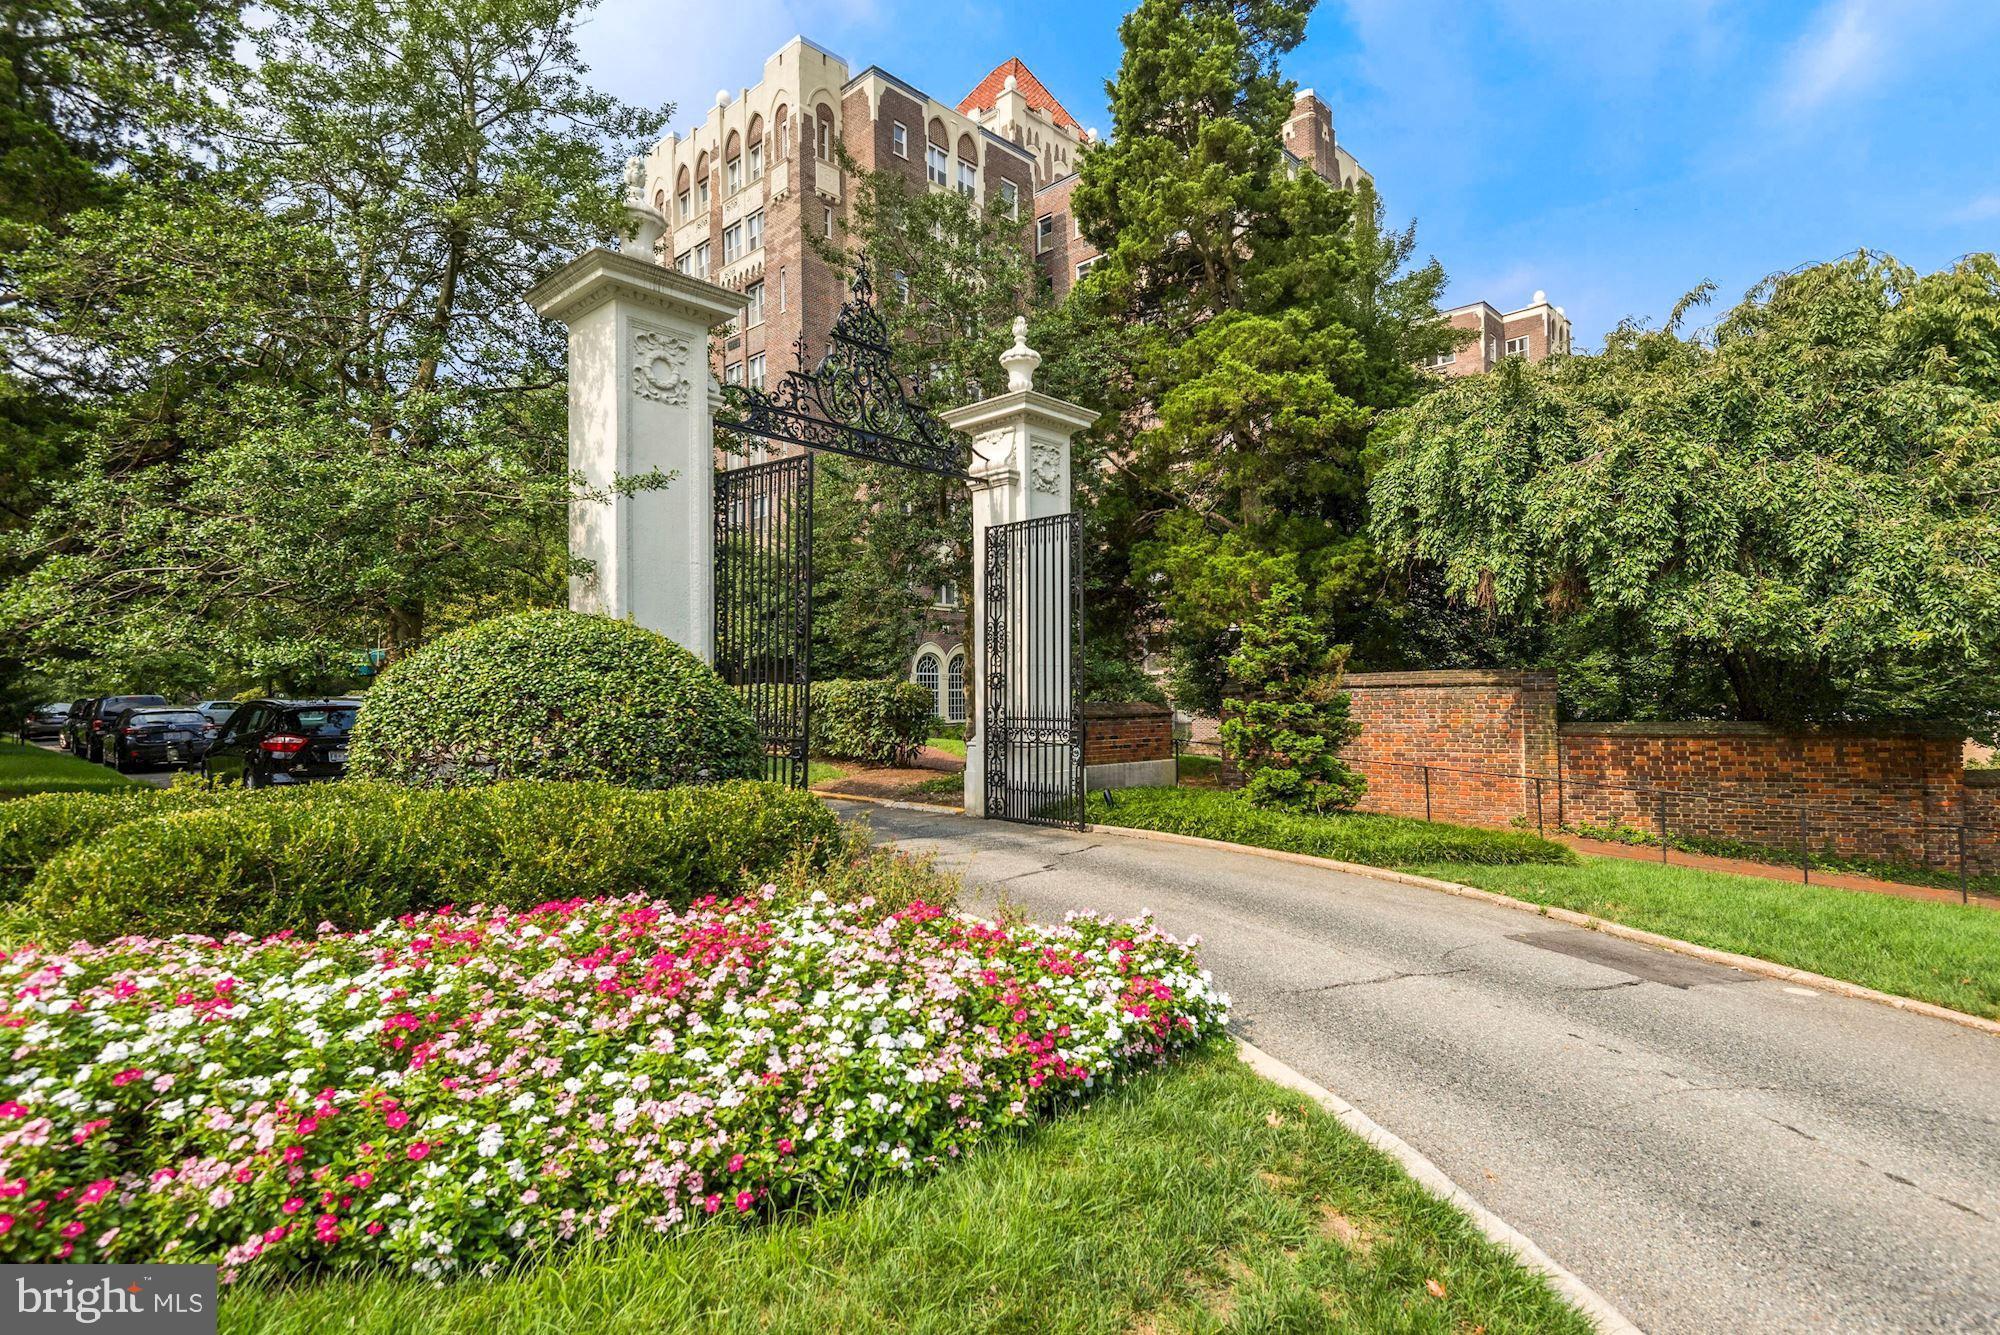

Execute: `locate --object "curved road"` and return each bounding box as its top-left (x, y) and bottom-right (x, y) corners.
top-left (832, 801), bottom-right (2000, 1334)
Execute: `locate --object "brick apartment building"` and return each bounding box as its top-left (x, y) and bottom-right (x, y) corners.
top-left (628, 36), bottom-right (1372, 719)
top-left (1429, 292), bottom-right (1574, 376)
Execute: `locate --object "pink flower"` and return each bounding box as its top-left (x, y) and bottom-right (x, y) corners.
top-left (282, 1197), bottom-right (305, 1215)
top-left (0, 1101), bottom-right (26, 1118)
top-left (777, 1138), bottom-right (794, 1155)
top-left (406, 1142), bottom-right (430, 1162)
top-left (282, 1146), bottom-right (306, 1165)
top-left (735, 1190), bottom-right (755, 1212)
top-left (0, 1215), bottom-right (12, 1234)
top-left (264, 1225), bottom-right (288, 1244)
top-left (111, 1068), bottom-right (143, 1086)
top-left (80, 1179), bottom-right (113, 1205)
top-left (520, 1188), bottom-right (539, 1205)
top-left (702, 1194), bottom-right (720, 1214)
top-left (60, 1221), bottom-right (86, 1239)
top-left (727, 1154), bottom-right (746, 1173)
top-left (297, 1116), bottom-right (319, 1135)
top-left (364, 1221), bottom-right (383, 1235)
top-left (345, 1171), bottom-right (373, 1190)
top-left (56, 1242), bottom-right (73, 1259)
top-left (383, 1109), bottom-right (409, 1130)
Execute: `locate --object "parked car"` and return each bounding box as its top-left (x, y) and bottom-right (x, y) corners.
top-left (104, 706), bottom-right (215, 772)
top-left (71, 695), bottom-right (170, 763)
top-left (62, 698), bottom-right (98, 753)
top-left (201, 698), bottom-right (359, 788)
top-left (195, 699), bottom-right (239, 728)
top-left (22, 702), bottom-right (70, 741)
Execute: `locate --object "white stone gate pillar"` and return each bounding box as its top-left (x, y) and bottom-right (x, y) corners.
top-left (527, 247), bottom-right (744, 661)
top-left (941, 319), bottom-right (1097, 816)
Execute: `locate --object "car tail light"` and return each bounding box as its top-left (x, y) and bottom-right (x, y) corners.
top-left (259, 733), bottom-right (309, 757)
top-left (122, 726), bottom-right (136, 735)
top-left (92, 719), bottom-right (105, 732)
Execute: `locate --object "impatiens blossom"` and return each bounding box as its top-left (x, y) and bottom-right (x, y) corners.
top-left (0, 890), bottom-right (1224, 1280)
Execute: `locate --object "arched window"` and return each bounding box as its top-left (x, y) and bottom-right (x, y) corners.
top-left (774, 104), bottom-right (789, 159)
top-left (814, 103), bottom-right (835, 161)
top-left (725, 130), bottom-right (742, 192)
top-left (675, 165), bottom-right (691, 219)
top-left (924, 118), bottom-right (949, 187)
top-left (955, 133), bottom-right (978, 197)
top-left (945, 651), bottom-right (966, 723)
top-left (746, 114), bottom-right (765, 180)
top-left (694, 151), bottom-right (710, 210)
top-left (914, 651), bottom-right (942, 717)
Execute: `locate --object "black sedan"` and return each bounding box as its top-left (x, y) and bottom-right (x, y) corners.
top-left (105, 707), bottom-right (215, 772)
top-left (71, 694), bottom-right (169, 763)
top-left (202, 698), bottom-right (359, 788)
top-left (21, 702), bottom-right (70, 741)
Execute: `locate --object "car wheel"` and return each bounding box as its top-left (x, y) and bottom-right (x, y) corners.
top-left (114, 746), bottom-right (131, 773)
top-left (244, 767), bottom-right (261, 791)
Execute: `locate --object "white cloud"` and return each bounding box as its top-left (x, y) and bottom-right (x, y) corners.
top-left (1775, 0), bottom-right (1882, 115)
top-left (1949, 193), bottom-right (2000, 224)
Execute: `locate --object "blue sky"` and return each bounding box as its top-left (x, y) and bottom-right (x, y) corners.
top-left (577, 0), bottom-right (2000, 349)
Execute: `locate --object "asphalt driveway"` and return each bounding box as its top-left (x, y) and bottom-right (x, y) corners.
top-left (832, 800), bottom-right (2000, 1334)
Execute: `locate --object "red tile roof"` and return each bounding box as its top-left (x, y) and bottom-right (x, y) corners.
top-left (957, 57), bottom-right (1080, 132)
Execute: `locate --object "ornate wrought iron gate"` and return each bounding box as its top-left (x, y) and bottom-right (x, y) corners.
top-left (713, 454), bottom-right (813, 788)
top-left (984, 513), bottom-right (1084, 829)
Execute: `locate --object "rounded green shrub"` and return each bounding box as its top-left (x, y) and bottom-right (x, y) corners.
top-left (807, 678), bottom-right (935, 764)
top-left (0, 784), bottom-right (282, 904)
top-left (25, 779), bottom-right (839, 942)
top-left (346, 610), bottom-right (763, 789)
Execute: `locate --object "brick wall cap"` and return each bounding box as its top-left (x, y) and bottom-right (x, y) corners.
top-left (1964, 767), bottom-right (2000, 789)
top-left (1343, 670), bottom-right (1557, 690)
top-left (1081, 700), bottom-right (1172, 720)
top-left (1560, 720), bottom-right (1967, 740)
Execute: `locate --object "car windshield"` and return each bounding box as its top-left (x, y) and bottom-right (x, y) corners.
top-left (105, 696), bottom-right (167, 710)
top-left (131, 711), bottom-right (207, 727)
top-left (291, 707), bottom-right (358, 735)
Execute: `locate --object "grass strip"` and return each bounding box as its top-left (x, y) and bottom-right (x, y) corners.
top-left (0, 740), bottom-right (140, 796)
top-left (1088, 787), bottom-right (1573, 868)
top-left (1411, 856), bottom-right (2000, 1019)
top-left (221, 1047), bottom-right (1590, 1335)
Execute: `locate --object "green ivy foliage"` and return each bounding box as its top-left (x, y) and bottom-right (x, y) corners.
top-left (1219, 583), bottom-right (1366, 813)
top-left (346, 610), bottom-right (762, 789)
top-left (807, 679), bottom-right (934, 765)
top-left (25, 779), bottom-right (839, 942)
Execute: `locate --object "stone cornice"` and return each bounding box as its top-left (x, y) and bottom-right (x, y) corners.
top-left (940, 388), bottom-right (1097, 438)
top-left (528, 247), bottom-right (745, 329)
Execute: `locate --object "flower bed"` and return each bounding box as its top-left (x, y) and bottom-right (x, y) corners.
top-left (0, 890), bottom-right (1226, 1281)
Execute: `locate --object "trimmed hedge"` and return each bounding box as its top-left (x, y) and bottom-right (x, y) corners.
top-left (808, 678), bottom-right (933, 764)
top-left (1085, 787), bottom-right (1576, 869)
top-left (25, 780), bottom-right (840, 943)
top-left (0, 788), bottom-right (221, 903)
top-left (347, 610), bottom-right (763, 789)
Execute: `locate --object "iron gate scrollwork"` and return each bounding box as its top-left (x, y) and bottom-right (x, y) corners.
top-left (713, 454), bottom-right (813, 788)
top-left (984, 513), bottom-right (1084, 829)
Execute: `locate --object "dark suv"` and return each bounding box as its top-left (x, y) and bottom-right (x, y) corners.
top-left (70, 695), bottom-right (169, 763)
top-left (104, 706), bottom-right (215, 772)
top-left (202, 699), bottom-right (359, 788)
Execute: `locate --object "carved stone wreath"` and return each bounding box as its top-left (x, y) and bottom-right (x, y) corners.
top-left (632, 327), bottom-right (693, 405)
top-left (1029, 439), bottom-right (1063, 494)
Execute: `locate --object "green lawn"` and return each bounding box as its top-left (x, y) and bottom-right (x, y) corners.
top-left (927, 734), bottom-right (967, 760)
top-left (1413, 857), bottom-right (2000, 1019)
top-left (1088, 787), bottom-right (1572, 868)
top-left (220, 1047), bottom-right (1589, 1335)
top-left (0, 739), bottom-right (139, 796)
top-left (807, 759), bottom-right (848, 788)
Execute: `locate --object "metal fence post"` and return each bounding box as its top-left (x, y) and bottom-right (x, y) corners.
top-left (1961, 824), bottom-right (1970, 906)
top-left (1657, 791), bottom-right (1669, 863)
top-left (1799, 809), bottom-right (1810, 886)
top-left (1534, 776), bottom-right (1544, 835)
top-left (1423, 765), bottom-right (1433, 822)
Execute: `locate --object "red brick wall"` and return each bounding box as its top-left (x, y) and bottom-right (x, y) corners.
top-left (1082, 702), bottom-right (1172, 766)
top-left (1337, 671), bottom-right (1559, 827)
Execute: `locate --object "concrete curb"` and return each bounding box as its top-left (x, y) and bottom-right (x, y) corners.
top-left (1235, 1037), bottom-right (1645, 1335)
top-left (1090, 823), bottom-right (2000, 1039)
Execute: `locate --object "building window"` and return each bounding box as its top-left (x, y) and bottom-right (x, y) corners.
top-left (691, 241), bottom-right (709, 280)
top-left (892, 270), bottom-right (911, 301)
top-left (1430, 351), bottom-right (1455, 367)
top-left (892, 122), bottom-right (908, 157)
top-left (779, 266), bottom-right (787, 312)
top-left (1488, 336), bottom-right (1498, 361)
top-left (722, 222), bottom-right (743, 263)
top-left (1075, 256), bottom-right (1099, 281)
top-left (724, 361), bottom-right (743, 385)
top-left (945, 651), bottom-right (966, 723)
top-left (936, 581), bottom-right (960, 608)
top-left (727, 156), bottom-right (742, 193)
top-left (746, 209), bottom-right (762, 251)
top-left (677, 188), bottom-right (691, 219)
top-left (823, 204), bottom-right (833, 239)
top-left (998, 179), bottom-right (1019, 218)
top-left (815, 109), bottom-right (833, 160)
top-left (914, 651), bottom-right (942, 717)
top-left (747, 352), bottom-right (766, 390)
top-left (697, 178), bottom-right (709, 210)
top-left (745, 280), bottom-right (764, 326)
top-left (1036, 214), bottom-right (1054, 252)
top-left (747, 142), bottom-right (762, 180)
top-left (673, 250), bottom-right (690, 274)
top-left (925, 144), bottom-right (948, 188)
top-left (1505, 335), bottom-right (1530, 358)
top-left (956, 158), bottom-right (976, 197)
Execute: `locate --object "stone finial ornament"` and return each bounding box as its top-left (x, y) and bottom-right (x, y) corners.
top-left (999, 315), bottom-right (1040, 393)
